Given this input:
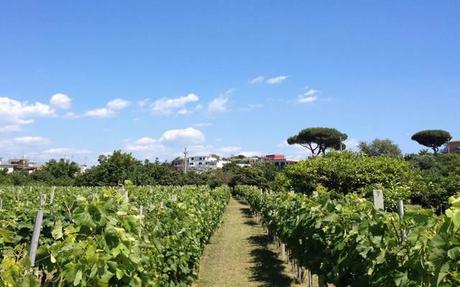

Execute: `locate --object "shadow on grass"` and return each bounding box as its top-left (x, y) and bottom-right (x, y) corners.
top-left (248, 234), bottom-right (294, 287)
top-left (240, 207), bottom-right (254, 219)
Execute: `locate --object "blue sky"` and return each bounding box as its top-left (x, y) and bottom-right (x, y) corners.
top-left (1, 1), bottom-right (459, 164)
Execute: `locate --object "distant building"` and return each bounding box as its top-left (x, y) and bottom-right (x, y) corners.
top-left (447, 141), bottom-right (460, 153)
top-left (263, 154), bottom-right (288, 167)
top-left (172, 157), bottom-right (185, 171)
top-left (0, 159), bottom-right (41, 173)
top-left (0, 158), bottom-right (15, 174)
top-left (216, 160), bottom-right (229, 168)
top-left (172, 155), bottom-right (227, 172)
top-left (188, 155), bottom-right (220, 171)
top-left (262, 154), bottom-right (298, 167)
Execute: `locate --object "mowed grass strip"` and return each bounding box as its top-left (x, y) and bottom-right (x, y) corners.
top-left (196, 197), bottom-right (303, 287)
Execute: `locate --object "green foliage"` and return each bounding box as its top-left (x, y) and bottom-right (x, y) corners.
top-left (237, 186), bottom-right (460, 286)
top-left (0, 185), bottom-right (230, 286)
top-left (221, 162), bottom-right (278, 190)
top-left (280, 152), bottom-right (418, 209)
top-left (0, 244), bottom-right (39, 286)
top-left (32, 159), bottom-right (81, 186)
top-left (76, 150), bottom-right (142, 186)
top-left (406, 153), bottom-right (460, 212)
top-left (287, 127), bottom-right (347, 156)
top-left (359, 138), bottom-right (402, 157)
top-left (411, 129), bottom-right (452, 153)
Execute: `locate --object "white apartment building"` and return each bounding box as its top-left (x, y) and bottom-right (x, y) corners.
top-left (188, 155), bottom-right (219, 171)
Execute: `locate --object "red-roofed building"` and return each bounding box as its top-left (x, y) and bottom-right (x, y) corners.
top-left (263, 154), bottom-right (288, 167)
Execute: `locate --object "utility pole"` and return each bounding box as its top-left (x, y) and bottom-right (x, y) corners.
top-left (183, 147), bottom-right (188, 174)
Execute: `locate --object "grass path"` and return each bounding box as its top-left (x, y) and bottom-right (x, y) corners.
top-left (195, 197), bottom-right (303, 287)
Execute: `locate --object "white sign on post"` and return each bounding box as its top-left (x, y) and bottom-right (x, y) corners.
top-left (373, 190), bottom-right (384, 210)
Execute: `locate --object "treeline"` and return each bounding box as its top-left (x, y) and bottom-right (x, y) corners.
top-left (2, 137), bottom-right (459, 212)
top-left (0, 151), bottom-right (280, 189)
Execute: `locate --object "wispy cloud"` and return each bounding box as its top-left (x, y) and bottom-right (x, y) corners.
top-left (249, 76), bottom-right (266, 84)
top-left (297, 88), bottom-right (319, 103)
top-left (208, 90), bottom-right (232, 113)
top-left (266, 75), bottom-right (288, 85)
top-left (249, 75), bottom-right (288, 85)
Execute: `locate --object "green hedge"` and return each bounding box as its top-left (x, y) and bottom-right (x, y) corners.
top-left (278, 152), bottom-right (420, 209)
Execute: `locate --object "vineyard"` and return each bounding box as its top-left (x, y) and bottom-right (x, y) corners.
top-left (1, 153), bottom-right (460, 287)
top-left (0, 185), bottom-right (230, 286)
top-left (235, 185), bottom-right (460, 287)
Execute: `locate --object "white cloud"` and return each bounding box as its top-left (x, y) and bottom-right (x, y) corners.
top-left (125, 127), bottom-right (261, 161)
top-left (249, 75), bottom-right (288, 85)
top-left (107, 98), bottom-right (131, 110)
top-left (85, 108), bottom-right (114, 118)
top-left (50, 93), bottom-right (72, 109)
top-left (85, 98), bottom-right (130, 119)
top-left (151, 93), bottom-right (199, 115)
top-left (13, 136), bottom-right (51, 145)
top-left (135, 137), bottom-right (158, 145)
top-left (298, 89), bottom-right (319, 103)
top-left (126, 127), bottom-right (205, 154)
top-left (249, 76), bottom-right (265, 84)
top-left (160, 127), bottom-right (205, 144)
top-left (0, 97), bottom-right (55, 132)
top-left (266, 75), bottom-right (288, 85)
